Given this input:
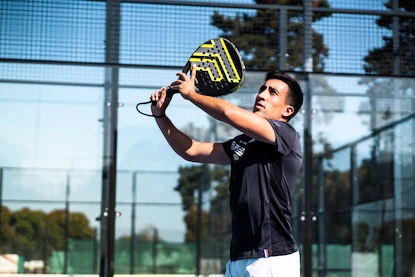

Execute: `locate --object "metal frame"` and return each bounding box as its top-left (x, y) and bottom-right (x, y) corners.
top-left (99, 1), bottom-right (121, 277)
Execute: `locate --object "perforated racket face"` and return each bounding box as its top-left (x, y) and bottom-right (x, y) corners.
top-left (186, 38), bottom-right (245, 97)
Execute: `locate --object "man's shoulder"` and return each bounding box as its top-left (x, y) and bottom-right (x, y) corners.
top-left (269, 120), bottom-right (298, 134)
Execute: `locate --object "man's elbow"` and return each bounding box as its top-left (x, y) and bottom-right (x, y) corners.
top-left (181, 153), bottom-right (194, 162)
top-left (175, 148), bottom-right (197, 162)
top-left (181, 145), bottom-right (206, 163)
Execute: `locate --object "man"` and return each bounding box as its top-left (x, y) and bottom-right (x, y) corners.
top-left (150, 65), bottom-right (304, 277)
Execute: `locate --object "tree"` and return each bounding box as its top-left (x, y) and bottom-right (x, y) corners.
top-left (45, 209), bottom-right (94, 250)
top-left (322, 166), bottom-right (352, 244)
top-left (183, 206), bottom-right (210, 242)
top-left (211, 0), bottom-right (331, 71)
top-left (0, 205), bottom-right (16, 254)
top-left (174, 164), bottom-right (231, 243)
top-left (119, 224), bottom-right (163, 242)
top-left (371, 219), bottom-right (415, 277)
top-left (175, 165), bottom-right (210, 212)
top-left (363, 0), bottom-right (415, 77)
top-left (1, 206), bottom-right (94, 272)
top-left (8, 208), bottom-right (47, 260)
top-left (357, 152), bottom-right (394, 205)
top-left (174, 164), bottom-right (211, 242)
top-left (360, 0), bottom-right (415, 129)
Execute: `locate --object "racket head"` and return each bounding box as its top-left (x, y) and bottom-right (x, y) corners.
top-left (185, 38), bottom-right (245, 97)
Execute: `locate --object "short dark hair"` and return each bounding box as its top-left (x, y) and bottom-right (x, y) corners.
top-left (265, 70), bottom-right (303, 121)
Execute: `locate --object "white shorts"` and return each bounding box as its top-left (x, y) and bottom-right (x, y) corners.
top-left (225, 251), bottom-right (300, 277)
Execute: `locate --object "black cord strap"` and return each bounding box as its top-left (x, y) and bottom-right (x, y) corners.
top-left (136, 100), bottom-right (165, 118)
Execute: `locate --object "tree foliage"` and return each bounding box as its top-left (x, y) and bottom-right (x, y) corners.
top-left (322, 166), bottom-right (351, 244)
top-left (211, 0), bottom-right (331, 71)
top-left (183, 206), bottom-right (210, 242)
top-left (1, 207), bottom-right (94, 263)
top-left (363, 0), bottom-right (415, 76)
top-left (358, 1), bottom-right (415, 132)
top-left (119, 224), bottom-right (163, 242)
top-left (175, 164), bottom-right (210, 211)
top-left (174, 164), bottom-right (230, 243)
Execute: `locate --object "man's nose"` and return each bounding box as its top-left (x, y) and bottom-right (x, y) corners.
top-left (257, 89), bottom-right (267, 98)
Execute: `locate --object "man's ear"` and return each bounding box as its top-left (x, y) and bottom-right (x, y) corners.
top-left (282, 105), bottom-right (294, 118)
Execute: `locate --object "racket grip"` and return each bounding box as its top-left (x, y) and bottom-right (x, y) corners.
top-left (166, 88), bottom-right (176, 98)
top-left (165, 63), bottom-right (188, 98)
top-left (166, 65), bottom-right (188, 98)
top-left (151, 89), bottom-right (174, 106)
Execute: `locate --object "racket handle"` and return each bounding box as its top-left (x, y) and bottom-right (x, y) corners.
top-left (152, 88), bottom-right (174, 105)
top-left (166, 62), bottom-right (190, 98)
top-left (166, 88), bottom-right (176, 98)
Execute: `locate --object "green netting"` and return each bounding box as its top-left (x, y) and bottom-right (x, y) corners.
top-left (50, 239), bottom-right (196, 274)
top-left (49, 241), bottom-right (394, 275)
top-left (50, 251), bottom-right (64, 273)
top-left (326, 244), bottom-right (351, 270)
top-left (18, 256), bottom-right (25, 273)
top-left (69, 239), bottom-right (98, 274)
top-left (114, 240), bottom-right (196, 274)
top-left (381, 245), bottom-right (394, 277)
top-left (49, 239), bottom-right (98, 274)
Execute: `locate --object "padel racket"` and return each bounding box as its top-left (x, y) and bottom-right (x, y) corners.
top-left (136, 37), bottom-right (245, 117)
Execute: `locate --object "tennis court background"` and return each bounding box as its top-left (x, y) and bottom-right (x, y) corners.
top-left (0, 0), bottom-right (414, 276)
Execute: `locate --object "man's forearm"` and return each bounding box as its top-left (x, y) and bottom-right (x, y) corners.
top-left (186, 92), bottom-right (237, 124)
top-left (155, 116), bottom-right (194, 161)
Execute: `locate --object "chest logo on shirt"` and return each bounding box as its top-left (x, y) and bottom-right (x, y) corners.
top-left (231, 138), bottom-right (255, 160)
top-left (272, 120), bottom-right (281, 127)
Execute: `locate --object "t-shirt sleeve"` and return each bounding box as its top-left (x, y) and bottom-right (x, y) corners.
top-left (268, 119), bottom-right (300, 156)
top-left (222, 139), bottom-right (234, 160)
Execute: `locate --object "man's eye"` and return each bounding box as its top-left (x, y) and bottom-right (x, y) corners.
top-left (270, 88), bottom-right (280, 95)
top-left (259, 85), bottom-right (266, 92)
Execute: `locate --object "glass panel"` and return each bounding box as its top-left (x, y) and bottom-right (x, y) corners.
top-left (311, 75), bottom-right (415, 145)
top-left (66, 203), bottom-right (100, 275)
top-left (311, 90), bottom-right (369, 151)
top-left (0, 73), bottom-right (104, 274)
top-left (394, 116), bottom-right (415, 277)
top-left (323, 148), bottom-right (351, 213)
top-left (322, 149), bottom-right (352, 275)
top-left (352, 133), bottom-right (395, 275)
top-left (312, 74), bottom-right (415, 276)
top-left (352, 199), bottom-right (395, 276)
top-left (0, 83), bottom-right (103, 169)
top-left (1, 202), bottom-right (66, 274)
top-left (69, 171), bottom-right (102, 202)
top-left (356, 134), bottom-right (393, 205)
top-left (114, 205), bottom-right (192, 274)
top-left (118, 74), bottom-right (213, 274)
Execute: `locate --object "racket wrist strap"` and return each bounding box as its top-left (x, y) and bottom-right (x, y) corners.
top-left (153, 113), bottom-right (166, 118)
top-left (136, 101), bottom-right (166, 118)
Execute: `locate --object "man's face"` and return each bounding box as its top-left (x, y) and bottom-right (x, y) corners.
top-left (252, 79), bottom-right (293, 121)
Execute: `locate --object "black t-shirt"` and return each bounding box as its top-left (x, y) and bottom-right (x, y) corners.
top-left (222, 119), bottom-right (302, 261)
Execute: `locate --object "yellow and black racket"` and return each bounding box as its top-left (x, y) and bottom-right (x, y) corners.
top-left (137, 38), bottom-right (245, 117)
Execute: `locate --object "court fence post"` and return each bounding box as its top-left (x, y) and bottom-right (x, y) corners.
top-left (302, 0), bottom-right (314, 275)
top-left (100, 0), bottom-right (121, 277)
top-left (0, 168), bottom-right (3, 241)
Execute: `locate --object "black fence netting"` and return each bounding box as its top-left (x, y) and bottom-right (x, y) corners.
top-left (1, 0), bottom-right (414, 76)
